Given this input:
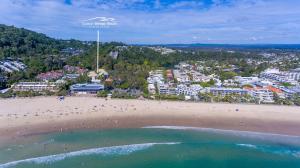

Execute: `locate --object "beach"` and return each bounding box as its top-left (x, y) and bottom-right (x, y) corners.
top-left (1, 97), bottom-right (300, 144)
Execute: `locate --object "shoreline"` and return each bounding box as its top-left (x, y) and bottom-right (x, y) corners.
top-left (1, 97), bottom-right (300, 144)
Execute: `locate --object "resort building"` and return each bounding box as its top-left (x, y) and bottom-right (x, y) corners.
top-left (234, 76), bottom-right (259, 86)
top-left (173, 70), bottom-right (190, 84)
top-left (70, 83), bottom-right (104, 94)
top-left (157, 83), bottom-right (169, 95)
top-left (248, 89), bottom-right (274, 103)
top-left (13, 82), bottom-right (59, 92)
top-left (176, 84), bottom-right (202, 96)
top-left (207, 87), bottom-right (248, 97)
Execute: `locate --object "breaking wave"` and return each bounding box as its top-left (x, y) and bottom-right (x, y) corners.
top-left (237, 143), bottom-right (300, 158)
top-left (0, 142), bottom-right (179, 168)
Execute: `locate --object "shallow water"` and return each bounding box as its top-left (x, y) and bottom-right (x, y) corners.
top-left (0, 127), bottom-right (299, 168)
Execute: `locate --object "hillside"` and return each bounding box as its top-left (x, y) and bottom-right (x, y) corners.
top-left (0, 24), bottom-right (86, 59)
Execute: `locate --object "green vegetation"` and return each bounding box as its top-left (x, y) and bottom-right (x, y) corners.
top-left (97, 90), bottom-right (109, 97)
top-left (281, 82), bottom-right (294, 87)
top-left (155, 94), bottom-right (185, 101)
top-left (220, 71), bottom-right (238, 81)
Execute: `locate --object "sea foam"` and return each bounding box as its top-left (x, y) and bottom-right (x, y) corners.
top-left (143, 126), bottom-right (300, 146)
top-left (237, 143), bottom-right (300, 158)
top-left (0, 142), bottom-right (179, 168)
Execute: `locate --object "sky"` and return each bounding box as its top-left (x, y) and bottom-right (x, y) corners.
top-left (0, 0), bottom-right (300, 44)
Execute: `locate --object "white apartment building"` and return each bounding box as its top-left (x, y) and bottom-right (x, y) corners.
top-left (157, 83), bottom-right (169, 95)
top-left (234, 76), bottom-right (259, 86)
top-left (13, 82), bottom-right (59, 92)
top-left (176, 84), bottom-right (202, 96)
top-left (207, 87), bottom-right (248, 97)
top-left (248, 89), bottom-right (274, 103)
top-left (173, 70), bottom-right (190, 83)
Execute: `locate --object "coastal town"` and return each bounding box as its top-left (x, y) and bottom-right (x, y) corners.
top-left (1, 45), bottom-right (300, 106)
top-left (2, 1), bottom-right (300, 167)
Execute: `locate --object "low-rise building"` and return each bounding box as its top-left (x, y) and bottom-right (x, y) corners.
top-left (207, 87), bottom-right (248, 97)
top-left (173, 70), bottom-right (190, 83)
top-left (176, 84), bottom-right (202, 96)
top-left (13, 82), bottom-right (59, 92)
top-left (70, 83), bottom-right (104, 94)
top-left (234, 76), bottom-right (259, 86)
top-left (248, 89), bottom-right (274, 103)
top-left (157, 83), bottom-right (169, 95)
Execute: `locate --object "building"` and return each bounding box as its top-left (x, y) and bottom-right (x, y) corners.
top-left (109, 51), bottom-right (119, 59)
top-left (248, 89), bottom-right (274, 103)
top-left (70, 83), bottom-right (104, 94)
top-left (63, 74), bottom-right (80, 80)
top-left (13, 82), bottom-right (59, 92)
top-left (157, 83), bottom-right (169, 95)
top-left (36, 70), bottom-right (64, 81)
top-left (148, 83), bottom-right (156, 94)
top-left (234, 76), bottom-right (259, 86)
top-left (207, 87), bottom-right (248, 97)
top-left (63, 65), bottom-right (88, 74)
top-left (260, 69), bottom-right (298, 85)
top-left (176, 84), bottom-right (202, 96)
top-left (173, 70), bottom-right (190, 83)
top-left (0, 60), bottom-right (26, 73)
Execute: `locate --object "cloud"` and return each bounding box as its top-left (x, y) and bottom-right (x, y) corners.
top-left (0, 0), bottom-right (299, 44)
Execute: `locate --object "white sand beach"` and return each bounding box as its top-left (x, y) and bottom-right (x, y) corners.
top-left (1, 97), bottom-right (300, 143)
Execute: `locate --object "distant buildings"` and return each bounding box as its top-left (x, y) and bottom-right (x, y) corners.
top-left (148, 47), bottom-right (176, 55)
top-left (61, 47), bottom-right (84, 56)
top-left (260, 68), bottom-right (298, 85)
top-left (70, 83), bottom-right (104, 94)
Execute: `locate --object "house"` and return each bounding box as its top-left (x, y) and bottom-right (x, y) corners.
top-left (70, 83), bottom-right (104, 94)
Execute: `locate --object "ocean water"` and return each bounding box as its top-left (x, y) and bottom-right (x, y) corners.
top-left (0, 126), bottom-right (300, 168)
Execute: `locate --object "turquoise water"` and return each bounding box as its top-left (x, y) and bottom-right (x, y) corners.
top-left (0, 126), bottom-right (300, 168)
